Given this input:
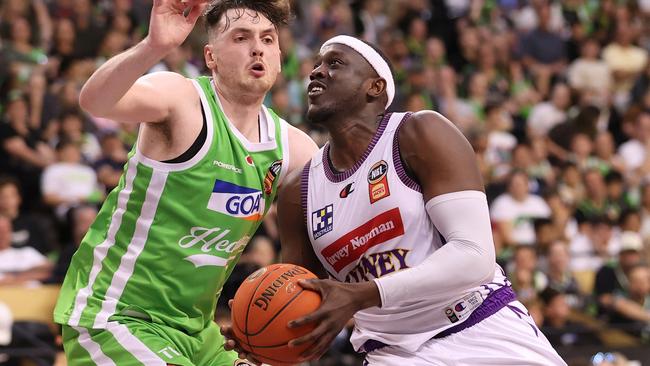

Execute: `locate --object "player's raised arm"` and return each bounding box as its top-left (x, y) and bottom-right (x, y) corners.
top-left (78, 0), bottom-right (208, 124)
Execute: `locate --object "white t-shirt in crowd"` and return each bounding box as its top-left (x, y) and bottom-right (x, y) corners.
top-left (490, 193), bottom-right (552, 245)
top-left (527, 102), bottom-right (566, 136)
top-left (617, 139), bottom-right (646, 172)
top-left (0, 247), bottom-right (48, 274)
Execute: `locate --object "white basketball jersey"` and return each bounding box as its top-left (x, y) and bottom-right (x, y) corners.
top-left (302, 112), bottom-right (509, 352)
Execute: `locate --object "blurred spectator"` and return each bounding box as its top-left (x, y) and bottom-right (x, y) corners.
top-left (548, 105), bottom-right (600, 163)
top-left (545, 241), bottom-right (583, 309)
top-left (509, 245), bottom-right (548, 302)
top-left (617, 111), bottom-right (650, 182)
top-left (593, 131), bottom-right (626, 175)
top-left (0, 176), bottom-right (56, 254)
top-left (41, 140), bottom-right (100, 218)
top-left (93, 132), bottom-right (128, 193)
top-left (567, 38), bottom-right (612, 104)
top-left (519, 3), bottom-right (567, 97)
top-left (0, 215), bottom-right (52, 285)
top-left (0, 95), bottom-right (54, 209)
top-left (570, 217), bottom-right (617, 272)
top-left (48, 205), bottom-right (97, 283)
top-left (490, 170), bottom-right (551, 246)
top-left (540, 287), bottom-right (601, 347)
top-left (149, 43), bottom-right (200, 78)
top-left (57, 110), bottom-right (101, 162)
top-left (594, 231), bottom-right (648, 326)
top-left (527, 83), bottom-right (571, 138)
top-left (576, 169), bottom-right (619, 223)
top-left (602, 23), bottom-right (648, 109)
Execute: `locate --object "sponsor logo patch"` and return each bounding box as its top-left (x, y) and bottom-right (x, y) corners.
top-left (444, 292), bottom-right (483, 324)
top-left (320, 208), bottom-right (404, 272)
top-left (339, 182), bottom-right (355, 198)
top-left (212, 160), bottom-right (242, 174)
top-left (207, 180), bottom-right (264, 221)
top-left (312, 204), bottom-right (334, 239)
top-left (368, 160), bottom-right (390, 204)
top-left (263, 160), bottom-right (282, 195)
top-left (245, 155), bottom-right (255, 167)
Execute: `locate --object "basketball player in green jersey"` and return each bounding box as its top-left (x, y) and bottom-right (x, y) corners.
top-left (53, 1), bottom-right (317, 365)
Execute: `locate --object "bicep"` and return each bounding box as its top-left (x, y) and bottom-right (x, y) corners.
top-left (94, 72), bottom-right (194, 124)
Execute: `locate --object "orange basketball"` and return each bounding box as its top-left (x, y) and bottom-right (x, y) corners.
top-left (231, 263), bottom-right (322, 366)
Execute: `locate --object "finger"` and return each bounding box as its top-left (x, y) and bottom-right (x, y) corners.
top-left (228, 299), bottom-right (234, 309)
top-left (186, 3), bottom-right (207, 22)
top-left (302, 333), bottom-right (335, 359)
top-left (287, 308), bottom-right (324, 328)
top-left (288, 321), bottom-right (328, 347)
top-left (219, 325), bottom-right (233, 337)
top-left (297, 279), bottom-right (320, 291)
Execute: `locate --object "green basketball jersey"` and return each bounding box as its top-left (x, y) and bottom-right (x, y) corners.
top-left (54, 76), bottom-right (289, 334)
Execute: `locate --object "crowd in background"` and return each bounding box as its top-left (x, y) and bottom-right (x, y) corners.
top-left (1, 0), bottom-right (650, 365)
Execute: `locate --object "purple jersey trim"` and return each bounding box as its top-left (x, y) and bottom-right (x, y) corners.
top-left (300, 161), bottom-right (311, 225)
top-left (360, 286), bottom-right (516, 353)
top-left (391, 112), bottom-right (421, 192)
top-left (322, 113), bottom-right (392, 183)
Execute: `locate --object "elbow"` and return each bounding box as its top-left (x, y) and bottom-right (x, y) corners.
top-left (78, 85), bottom-right (106, 117)
top-left (78, 88), bottom-right (97, 116)
top-left (462, 239), bottom-right (496, 286)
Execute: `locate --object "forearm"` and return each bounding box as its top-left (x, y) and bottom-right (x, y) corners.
top-left (79, 40), bottom-right (168, 116)
top-left (374, 191), bottom-right (496, 307)
top-left (613, 297), bottom-right (650, 323)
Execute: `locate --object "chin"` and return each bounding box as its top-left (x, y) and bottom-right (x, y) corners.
top-left (307, 105), bottom-right (334, 124)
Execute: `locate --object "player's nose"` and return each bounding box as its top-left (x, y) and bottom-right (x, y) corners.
top-left (309, 64), bottom-right (326, 80)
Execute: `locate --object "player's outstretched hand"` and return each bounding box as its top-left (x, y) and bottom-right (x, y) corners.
top-left (287, 279), bottom-right (381, 360)
top-left (147, 0), bottom-right (210, 51)
top-left (220, 299), bottom-right (264, 366)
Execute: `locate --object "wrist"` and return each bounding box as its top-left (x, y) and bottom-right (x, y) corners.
top-left (140, 37), bottom-right (173, 61)
top-left (354, 281), bottom-right (382, 310)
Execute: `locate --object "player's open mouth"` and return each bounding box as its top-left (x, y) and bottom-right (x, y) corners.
top-left (249, 62), bottom-right (266, 77)
top-left (308, 81), bottom-right (327, 97)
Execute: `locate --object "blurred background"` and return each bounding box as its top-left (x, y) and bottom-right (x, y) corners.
top-left (0, 0), bottom-right (649, 365)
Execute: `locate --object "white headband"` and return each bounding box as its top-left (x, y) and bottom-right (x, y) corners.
top-left (321, 35), bottom-right (395, 109)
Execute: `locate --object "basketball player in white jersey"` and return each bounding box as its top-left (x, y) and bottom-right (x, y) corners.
top-left (226, 36), bottom-right (566, 365)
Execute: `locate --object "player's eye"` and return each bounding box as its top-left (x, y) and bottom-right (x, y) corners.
top-left (262, 36), bottom-right (274, 44)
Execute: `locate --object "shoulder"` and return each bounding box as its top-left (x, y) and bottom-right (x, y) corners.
top-left (285, 123), bottom-right (318, 174)
top-left (278, 159), bottom-right (309, 205)
top-left (141, 71), bottom-right (199, 102)
top-left (398, 110), bottom-right (472, 157)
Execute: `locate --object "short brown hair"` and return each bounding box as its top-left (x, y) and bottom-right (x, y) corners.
top-left (205, 0), bottom-right (291, 33)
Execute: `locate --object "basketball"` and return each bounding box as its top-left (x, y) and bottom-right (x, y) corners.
top-left (231, 263), bottom-right (322, 365)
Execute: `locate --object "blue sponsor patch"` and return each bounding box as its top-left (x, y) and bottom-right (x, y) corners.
top-left (311, 204), bottom-right (334, 239)
top-left (208, 179), bottom-right (264, 221)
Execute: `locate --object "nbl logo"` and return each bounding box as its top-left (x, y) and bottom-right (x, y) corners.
top-left (207, 179), bottom-right (265, 221)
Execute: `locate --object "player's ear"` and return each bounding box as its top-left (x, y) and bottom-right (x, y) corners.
top-left (204, 45), bottom-right (217, 70)
top-left (367, 78), bottom-right (386, 99)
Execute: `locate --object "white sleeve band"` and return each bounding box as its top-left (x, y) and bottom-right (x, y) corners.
top-left (374, 190), bottom-right (496, 308)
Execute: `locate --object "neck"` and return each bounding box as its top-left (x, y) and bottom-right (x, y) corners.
top-left (326, 110), bottom-right (385, 172)
top-left (213, 79), bottom-right (264, 143)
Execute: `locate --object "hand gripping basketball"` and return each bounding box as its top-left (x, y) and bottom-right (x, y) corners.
top-left (222, 264), bottom-right (322, 365)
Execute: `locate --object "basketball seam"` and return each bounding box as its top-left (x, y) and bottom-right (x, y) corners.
top-left (244, 265), bottom-right (283, 355)
top-left (247, 288), bottom-right (306, 337)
